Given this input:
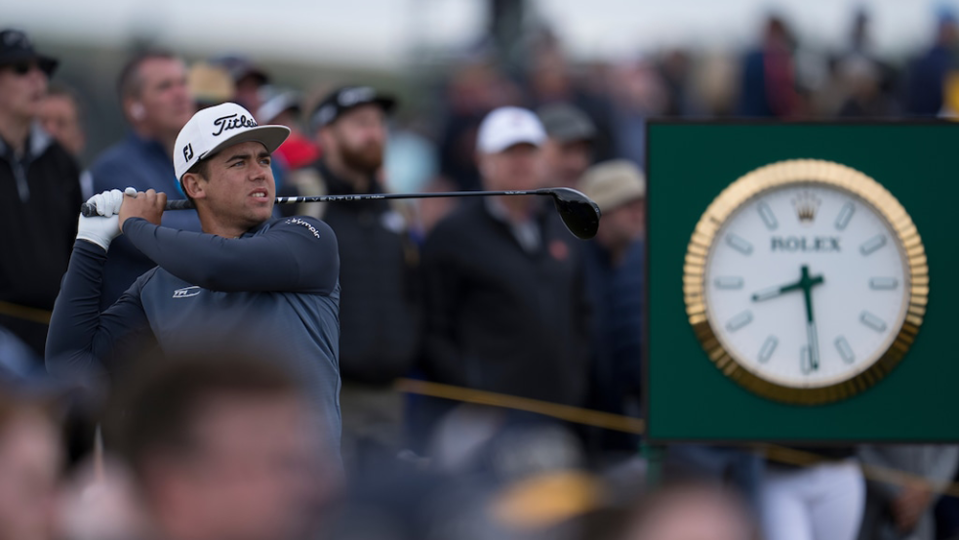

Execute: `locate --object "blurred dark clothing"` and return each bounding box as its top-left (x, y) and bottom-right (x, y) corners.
top-left (582, 239), bottom-right (643, 454)
top-left (859, 445), bottom-right (959, 540)
top-left (438, 109), bottom-right (485, 191)
top-left (0, 123), bottom-right (81, 358)
top-left (905, 45), bottom-right (956, 115)
top-left (309, 159), bottom-right (421, 384)
top-left (420, 199), bottom-right (590, 406)
top-left (89, 131), bottom-right (202, 309)
top-left (739, 45), bottom-right (799, 118)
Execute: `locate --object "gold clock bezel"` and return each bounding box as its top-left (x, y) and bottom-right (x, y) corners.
top-left (683, 159), bottom-right (928, 405)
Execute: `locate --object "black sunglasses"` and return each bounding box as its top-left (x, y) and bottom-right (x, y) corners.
top-left (7, 61), bottom-right (39, 76)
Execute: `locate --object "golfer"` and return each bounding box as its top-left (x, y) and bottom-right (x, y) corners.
top-left (46, 102), bottom-right (342, 456)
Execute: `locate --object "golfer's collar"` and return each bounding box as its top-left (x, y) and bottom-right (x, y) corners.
top-left (240, 219), bottom-right (272, 238)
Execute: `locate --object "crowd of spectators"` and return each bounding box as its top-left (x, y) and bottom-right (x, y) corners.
top-left (2, 6), bottom-right (959, 539)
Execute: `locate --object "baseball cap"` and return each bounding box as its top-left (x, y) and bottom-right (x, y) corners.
top-left (257, 87), bottom-right (300, 124)
top-left (310, 85), bottom-right (396, 132)
top-left (210, 54), bottom-right (269, 85)
top-left (537, 103), bottom-right (596, 144)
top-left (0, 29), bottom-right (58, 76)
top-left (476, 106), bottom-right (547, 154)
top-left (173, 102), bottom-right (290, 181)
top-left (577, 159), bottom-right (646, 214)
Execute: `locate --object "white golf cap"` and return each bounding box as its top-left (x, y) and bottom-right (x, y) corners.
top-left (476, 106), bottom-right (547, 154)
top-left (173, 102), bottom-right (290, 181)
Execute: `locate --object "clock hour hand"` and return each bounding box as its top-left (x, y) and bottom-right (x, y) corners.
top-left (752, 281), bottom-right (803, 302)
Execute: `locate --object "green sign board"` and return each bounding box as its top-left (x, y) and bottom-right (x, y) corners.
top-left (646, 122), bottom-right (959, 442)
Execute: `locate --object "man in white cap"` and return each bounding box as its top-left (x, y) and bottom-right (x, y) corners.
top-left (419, 106), bottom-right (591, 434)
top-left (45, 102), bottom-right (343, 458)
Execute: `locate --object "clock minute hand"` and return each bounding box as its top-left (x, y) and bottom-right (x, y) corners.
top-left (799, 265), bottom-right (825, 372)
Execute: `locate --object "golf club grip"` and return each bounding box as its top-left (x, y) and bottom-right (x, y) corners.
top-left (80, 198), bottom-right (197, 217)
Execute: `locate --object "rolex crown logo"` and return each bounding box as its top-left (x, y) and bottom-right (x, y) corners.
top-left (792, 191), bottom-right (820, 224)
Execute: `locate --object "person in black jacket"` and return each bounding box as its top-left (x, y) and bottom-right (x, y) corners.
top-left (0, 29), bottom-right (81, 360)
top-left (420, 106), bottom-right (591, 426)
top-left (301, 86), bottom-right (421, 471)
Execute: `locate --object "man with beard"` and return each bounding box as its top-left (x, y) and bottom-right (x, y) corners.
top-left (302, 86), bottom-right (420, 473)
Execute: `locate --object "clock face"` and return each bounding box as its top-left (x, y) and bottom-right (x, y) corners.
top-left (704, 183), bottom-right (908, 389)
top-left (684, 160), bottom-right (927, 404)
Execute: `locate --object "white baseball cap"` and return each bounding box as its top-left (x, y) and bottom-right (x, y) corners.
top-left (476, 106), bottom-right (547, 154)
top-left (173, 102), bottom-right (290, 181)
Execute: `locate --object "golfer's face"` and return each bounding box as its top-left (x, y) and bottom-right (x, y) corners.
top-left (205, 141), bottom-right (275, 227)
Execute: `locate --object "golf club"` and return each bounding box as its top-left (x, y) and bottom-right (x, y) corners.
top-left (81, 187), bottom-right (602, 240)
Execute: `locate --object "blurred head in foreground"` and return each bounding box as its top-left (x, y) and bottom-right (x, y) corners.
top-left (0, 394), bottom-right (62, 540)
top-left (109, 350), bottom-right (335, 540)
top-left (620, 482), bottom-right (757, 540)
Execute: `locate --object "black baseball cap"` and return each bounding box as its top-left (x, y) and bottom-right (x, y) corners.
top-left (0, 29), bottom-right (58, 76)
top-left (310, 86), bottom-right (396, 132)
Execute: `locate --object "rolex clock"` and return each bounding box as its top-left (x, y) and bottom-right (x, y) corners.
top-left (683, 160), bottom-right (928, 405)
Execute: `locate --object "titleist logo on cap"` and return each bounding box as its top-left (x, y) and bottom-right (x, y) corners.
top-left (212, 113), bottom-right (257, 136)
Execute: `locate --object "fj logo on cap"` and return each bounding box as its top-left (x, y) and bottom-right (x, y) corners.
top-left (212, 113), bottom-right (257, 136)
top-left (183, 143), bottom-right (194, 162)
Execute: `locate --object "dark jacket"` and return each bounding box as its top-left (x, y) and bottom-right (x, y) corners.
top-left (421, 199), bottom-right (591, 406)
top-left (312, 160), bottom-right (420, 384)
top-left (0, 124), bottom-right (81, 357)
top-left (90, 132), bottom-right (202, 309)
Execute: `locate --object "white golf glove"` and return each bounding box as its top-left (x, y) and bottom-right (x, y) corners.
top-left (76, 187), bottom-right (137, 251)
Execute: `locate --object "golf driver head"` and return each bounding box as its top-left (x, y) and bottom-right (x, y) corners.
top-left (547, 188), bottom-right (602, 240)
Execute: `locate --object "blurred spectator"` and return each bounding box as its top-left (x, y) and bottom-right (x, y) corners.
top-left (419, 106), bottom-right (590, 440)
top-left (760, 454), bottom-right (864, 540)
top-left (524, 31), bottom-right (618, 162)
top-left (0, 28), bottom-right (82, 360)
top-left (739, 16), bottom-right (803, 118)
top-left (106, 351), bottom-right (336, 540)
top-left (300, 86), bottom-right (421, 473)
top-left (37, 84), bottom-right (94, 199)
top-left (836, 55), bottom-right (899, 118)
top-left (89, 50), bottom-right (200, 309)
top-left (0, 393), bottom-right (63, 540)
top-left (438, 60), bottom-right (521, 191)
top-left (187, 61), bottom-right (234, 110)
top-left (258, 87), bottom-right (319, 189)
top-left (37, 84), bottom-right (85, 158)
top-left (905, 9), bottom-right (959, 116)
top-left (620, 482), bottom-right (756, 540)
top-left (211, 54), bottom-right (269, 112)
top-left (537, 103), bottom-right (596, 188)
top-left (609, 59), bottom-right (667, 168)
top-left (858, 445), bottom-right (959, 540)
top-left (576, 160), bottom-right (645, 461)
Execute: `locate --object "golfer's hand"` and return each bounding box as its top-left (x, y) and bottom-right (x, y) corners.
top-left (119, 189), bottom-right (167, 232)
top-left (76, 188), bottom-right (132, 251)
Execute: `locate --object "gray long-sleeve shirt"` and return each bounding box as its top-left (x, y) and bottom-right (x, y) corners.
top-left (46, 215), bottom-right (342, 452)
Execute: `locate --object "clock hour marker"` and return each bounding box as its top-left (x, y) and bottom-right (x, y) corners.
top-left (726, 310), bottom-right (753, 332)
top-left (835, 202), bottom-right (855, 230)
top-left (758, 202), bottom-right (778, 230)
top-left (860, 311), bottom-right (887, 333)
top-left (726, 234), bottom-right (753, 255)
top-left (859, 234), bottom-right (887, 256)
top-left (869, 277), bottom-right (899, 290)
top-left (758, 336), bottom-right (778, 363)
top-left (834, 336), bottom-right (855, 364)
top-left (714, 276), bottom-right (744, 289)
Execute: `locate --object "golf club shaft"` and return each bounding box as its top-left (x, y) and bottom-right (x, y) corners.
top-left (81, 189), bottom-right (557, 216)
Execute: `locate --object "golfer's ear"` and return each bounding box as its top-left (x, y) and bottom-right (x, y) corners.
top-left (182, 173), bottom-right (205, 200)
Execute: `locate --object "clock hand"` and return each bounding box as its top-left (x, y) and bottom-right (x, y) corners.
top-left (799, 265), bottom-right (825, 372)
top-left (752, 280), bottom-right (803, 302)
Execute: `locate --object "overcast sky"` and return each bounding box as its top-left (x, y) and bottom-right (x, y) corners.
top-left (2, 0), bottom-right (957, 69)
